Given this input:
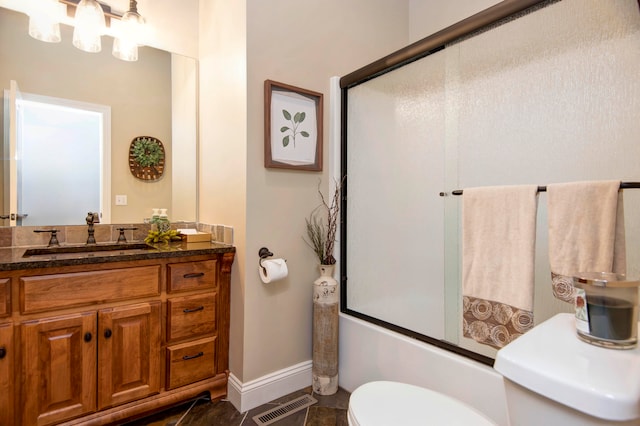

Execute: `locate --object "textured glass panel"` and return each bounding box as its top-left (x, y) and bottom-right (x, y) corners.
top-left (346, 50), bottom-right (447, 338)
top-left (345, 0), bottom-right (640, 357)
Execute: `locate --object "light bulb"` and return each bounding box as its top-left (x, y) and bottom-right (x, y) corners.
top-left (72, 0), bottom-right (106, 53)
top-left (28, 0), bottom-right (63, 43)
top-left (113, 0), bottom-right (145, 61)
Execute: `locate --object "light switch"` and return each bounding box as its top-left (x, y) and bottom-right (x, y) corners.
top-left (115, 195), bottom-right (127, 206)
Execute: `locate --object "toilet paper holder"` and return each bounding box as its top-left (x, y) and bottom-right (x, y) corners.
top-left (258, 247), bottom-right (287, 275)
top-left (258, 247), bottom-right (274, 275)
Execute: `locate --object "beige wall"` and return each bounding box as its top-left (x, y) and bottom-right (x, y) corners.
top-left (244, 0), bottom-right (410, 383)
top-left (198, 0), bottom-right (248, 381)
top-left (198, 0), bottom-right (410, 384)
top-left (409, 0), bottom-right (502, 42)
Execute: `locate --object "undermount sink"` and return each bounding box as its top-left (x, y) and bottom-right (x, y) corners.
top-left (22, 242), bottom-right (151, 258)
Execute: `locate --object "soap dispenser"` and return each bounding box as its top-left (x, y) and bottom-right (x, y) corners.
top-left (150, 208), bottom-right (161, 231)
top-left (157, 208), bottom-right (170, 232)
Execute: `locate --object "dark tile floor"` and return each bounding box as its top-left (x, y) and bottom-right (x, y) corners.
top-left (122, 387), bottom-right (350, 426)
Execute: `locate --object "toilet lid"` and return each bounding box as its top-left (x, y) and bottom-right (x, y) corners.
top-left (348, 381), bottom-right (496, 426)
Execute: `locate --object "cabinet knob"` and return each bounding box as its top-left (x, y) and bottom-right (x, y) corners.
top-left (0, 346), bottom-right (6, 359)
top-left (104, 329), bottom-right (112, 339)
top-left (84, 332), bottom-right (92, 342)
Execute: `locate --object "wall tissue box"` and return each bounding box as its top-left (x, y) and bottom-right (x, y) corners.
top-left (179, 230), bottom-right (211, 243)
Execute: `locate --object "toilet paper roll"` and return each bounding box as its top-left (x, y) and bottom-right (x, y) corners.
top-left (259, 258), bottom-right (288, 283)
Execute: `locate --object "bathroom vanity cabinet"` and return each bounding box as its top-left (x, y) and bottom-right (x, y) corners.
top-left (0, 243), bottom-right (235, 426)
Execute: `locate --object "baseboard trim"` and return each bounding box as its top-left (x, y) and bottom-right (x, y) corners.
top-left (226, 360), bottom-right (313, 413)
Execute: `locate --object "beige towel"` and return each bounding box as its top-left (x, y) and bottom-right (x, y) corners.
top-left (462, 185), bottom-right (538, 349)
top-left (547, 180), bottom-right (626, 303)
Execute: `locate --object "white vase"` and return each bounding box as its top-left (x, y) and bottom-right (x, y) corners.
top-left (312, 264), bottom-right (339, 395)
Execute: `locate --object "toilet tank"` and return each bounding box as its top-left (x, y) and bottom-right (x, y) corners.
top-left (494, 313), bottom-right (640, 426)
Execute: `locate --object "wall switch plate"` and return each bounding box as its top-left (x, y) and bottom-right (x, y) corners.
top-left (115, 195), bottom-right (127, 206)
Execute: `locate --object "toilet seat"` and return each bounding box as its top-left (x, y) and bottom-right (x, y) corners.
top-left (348, 381), bottom-right (496, 426)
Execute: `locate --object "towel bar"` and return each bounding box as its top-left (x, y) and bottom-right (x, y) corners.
top-left (443, 181), bottom-right (640, 196)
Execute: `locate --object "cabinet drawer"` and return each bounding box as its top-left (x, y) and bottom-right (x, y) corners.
top-left (21, 266), bottom-right (160, 314)
top-left (0, 279), bottom-right (9, 317)
top-left (167, 293), bottom-right (217, 342)
top-left (166, 337), bottom-right (216, 390)
top-left (167, 260), bottom-right (217, 293)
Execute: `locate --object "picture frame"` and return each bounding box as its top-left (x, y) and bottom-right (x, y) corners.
top-left (264, 80), bottom-right (323, 171)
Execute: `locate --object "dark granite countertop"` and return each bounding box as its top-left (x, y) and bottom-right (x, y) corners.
top-left (0, 241), bottom-right (236, 271)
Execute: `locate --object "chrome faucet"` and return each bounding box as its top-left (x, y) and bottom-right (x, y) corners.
top-left (86, 212), bottom-right (100, 244)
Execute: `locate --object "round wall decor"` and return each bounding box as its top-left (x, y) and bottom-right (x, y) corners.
top-left (129, 136), bottom-right (165, 181)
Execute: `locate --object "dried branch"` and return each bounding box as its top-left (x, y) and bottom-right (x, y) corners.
top-left (304, 177), bottom-right (345, 265)
top-left (303, 210), bottom-right (326, 263)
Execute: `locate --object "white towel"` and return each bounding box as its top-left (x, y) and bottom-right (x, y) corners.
top-left (462, 185), bottom-right (539, 349)
top-left (547, 180), bottom-right (626, 302)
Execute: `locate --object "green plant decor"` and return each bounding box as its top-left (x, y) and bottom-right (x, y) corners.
top-left (280, 109), bottom-right (310, 148)
top-left (133, 137), bottom-right (164, 167)
top-left (145, 229), bottom-right (182, 244)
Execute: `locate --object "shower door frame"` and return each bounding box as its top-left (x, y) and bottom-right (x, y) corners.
top-left (339, 0), bottom-right (550, 366)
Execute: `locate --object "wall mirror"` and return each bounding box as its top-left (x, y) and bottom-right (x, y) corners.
top-left (0, 6), bottom-right (197, 226)
top-left (341, 0), bottom-right (640, 363)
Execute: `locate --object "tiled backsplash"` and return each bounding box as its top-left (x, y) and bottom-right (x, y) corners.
top-left (0, 222), bottom-right (234, 248)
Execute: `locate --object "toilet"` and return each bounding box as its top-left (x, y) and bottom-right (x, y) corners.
top-left (347, 381), bottom-right (496, 426)
top-left (348, 314), bottom-right (640, 426)
top-left (494, 313), bottom-right (640, 426)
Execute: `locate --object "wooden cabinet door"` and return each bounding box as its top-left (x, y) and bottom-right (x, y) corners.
top-left (0, 323), bottom-right (14, 426)
top-left (21, 312), bottom-right (97, 426)
top-left (0, 278), bottom-right (10, 317)
top-left (98, 301), bottom-right (161, 410)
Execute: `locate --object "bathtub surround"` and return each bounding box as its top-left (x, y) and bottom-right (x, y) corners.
top-left (341, 0), bottom-right (640, 362)
top-left (336, 1), bottom-right (640, 424)
top-left (462, 185), bottom-right (538, 348)
top-left (547, 180), bottom-right (626, 303)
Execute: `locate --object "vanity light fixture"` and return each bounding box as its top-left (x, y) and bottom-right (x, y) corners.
top-left (112, 0), bottom-right (145, 62)
top-left (27, 0), bottom-right (64, 43)
top-left (25, 0), bottom-right (146, 61)
top-left (72, 0), bottom-right (106, 53)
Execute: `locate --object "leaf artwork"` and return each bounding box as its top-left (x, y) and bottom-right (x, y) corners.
top-left (280, 109), bottom-right (310, 148)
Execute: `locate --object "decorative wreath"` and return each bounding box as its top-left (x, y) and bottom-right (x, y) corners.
top-left (132, 137), bottom-right (164, 167)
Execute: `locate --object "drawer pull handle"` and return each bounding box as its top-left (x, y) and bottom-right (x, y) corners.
top-left (183, 272), bottom-right (205, 279)
top-left (84, 332), bottom-right (92, 342)
top-left (104, 328), bottom-right (112, 339)
top-left (0, 347), bottom-right (6, 359)
top-left (183, 306), bottom-right (205, 313)
top-left (183, 351), bottom-right (204, 361)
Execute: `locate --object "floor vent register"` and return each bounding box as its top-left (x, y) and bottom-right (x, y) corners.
top-left (252, 394), bottom-right (318, 425)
